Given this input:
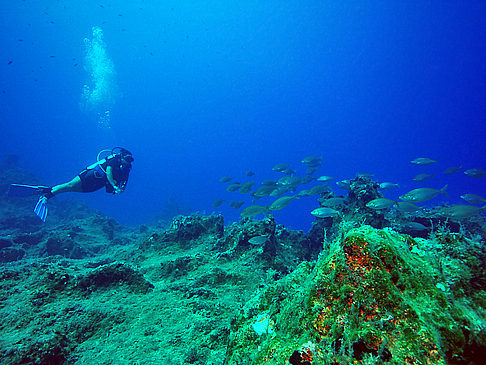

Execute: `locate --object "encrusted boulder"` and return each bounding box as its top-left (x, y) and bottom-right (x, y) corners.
top-left (218, 216), bottom-right (277, 256)
top-left (275, 225), bottom-right (313, 261)
top-left (224, 225), bottom-right (486, 364)
top-left (347, 176), bottom-right (388, 228)
top-left (12, 231), bottom-right (46, 246)
top-left (171, 214), bottom-right (224, 241)
top-left (77, 263), bottom-right (154, 294)
top-left (0, 247), bottom-right (25, 263)
top-left (0, 237), bottom-right (13, 249)
top-left (44, 235), bottom-right (90, 259)
top-left (141, 214), bottom-right (224, 250)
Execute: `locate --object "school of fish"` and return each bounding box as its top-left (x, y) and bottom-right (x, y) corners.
top-left (213, 155), bottom-right (486, 220)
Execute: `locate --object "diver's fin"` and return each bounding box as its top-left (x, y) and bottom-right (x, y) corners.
top-left (34, 196), bottom-right (48, 222)
top-left (8, 184), bottom-right (50, 198)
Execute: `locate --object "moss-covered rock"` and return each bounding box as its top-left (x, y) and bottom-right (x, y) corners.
top-left (224, 225), bottom-right (486, 364)
top-left (77, 263), bottom-right (154, 294)
top-left (0, 247), bottom-right (25, 262)
top-left (140, 214), bottom-right (224, 250)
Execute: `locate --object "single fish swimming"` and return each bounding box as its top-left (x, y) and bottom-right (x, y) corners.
top-left (272, 163), bottom-right (290, 173)
top-left (241, 205), bottom-right (268, 217)
top-left (269, 196), bottom-right (295, 211)
top-left (399, 185), bottom-right (447, 203)
top-left (311, 207), bottom-right (340, 218)
top-left (301, 155), bottom-right (322, 167)
top-left (460, 194), bottom-right (486, 205)
top-left (394, 201), bottom-right (420, 213)
top-left (366, 198), bottom-right (395, 210)
top-left (317, 175), bottom-right (334, 182)
top-left (413, 173), bottom-right (433, 182)
top-left (248, 235), bottom-right (270, 245)
top-left (443, 166), bottom-right (462, 175)
top-left (379, 182), bottom-right (399, 190)
top-left (441, 204), bottom-right (486, 218)
top-left (212, 199), bottom-right (225, 207)
top-left (410, 157), bottom-right (437, 166)
top-left (226, 183), bottom-right (241, 192)
top-left (336, 179), bottom-right (351, 190)
top-left (464, 168), bottom-right (486, 178)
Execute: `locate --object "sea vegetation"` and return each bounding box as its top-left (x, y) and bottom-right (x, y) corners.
top-left (224, 224), bottom-right (486, 364)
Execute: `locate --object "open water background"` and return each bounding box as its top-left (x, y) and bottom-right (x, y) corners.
top-left (1, 1), bottom-right (485, 230)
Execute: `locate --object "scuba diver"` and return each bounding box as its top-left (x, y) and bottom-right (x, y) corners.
top-left (8, 147), bottom-right (134, 222)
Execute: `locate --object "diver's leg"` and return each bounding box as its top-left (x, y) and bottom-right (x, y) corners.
top-left (50, 176), bottom-right (84, 196)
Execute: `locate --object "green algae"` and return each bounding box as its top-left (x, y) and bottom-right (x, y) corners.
top-left (224, 225), bottom-right (486, 364)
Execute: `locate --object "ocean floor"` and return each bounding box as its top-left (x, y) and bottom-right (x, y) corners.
top-left (1, 156), bottom-right (485, 364)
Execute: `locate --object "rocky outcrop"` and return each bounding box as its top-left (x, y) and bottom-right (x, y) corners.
top-left (224, 225), bottom-right (486, 364)
top-left (77, 263), bottom-right (154, 294)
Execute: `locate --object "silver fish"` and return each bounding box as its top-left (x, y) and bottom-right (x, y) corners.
top-left (379, 182), bottom-right (399, 190)
top-left (220, 176), bottom-right (233, 183)
top-left (277, 176), bottom-right (301, 187)
top-left (443, 166), bottom-right (462, 175)
top-left (413, 173), bottom-right (433, 182)
top-left (399, 185), bottom-right (447, 203)
top-left (366, 198), bottom-right (395, 210)
top-left (239, 181), bottom-right (254, 194)
top-left (296, 189), bottom-right (312, 198)
top-left (411, 157), bottom-right (437, 166)
top-left (212, 199), bottom-right (225, 207)
top-left (309, 185), bottom-right (328, 195)
top-left (460, 194), bottom-right (486, 205)
top-left (282, 168), bottom-right (296, 175)
top-left (241, 205), bottom-right (268, 217)
top-left (311, 207), bottom-right (340, 218)
top-left (394, 201), bottom-right (420, 213)
top-left (301, 155), bottom-right (322, 167)
top-left (269, 186), bottom-right (289, 197)
top-left (226, 183), bottom-right (241, 192)
top-left (248, 235), bottom-right (270, 245)
top-left (269, 196), bottom-right (295, 211)
top-left (252, 185), bottom-right (277, 198)
top-left (317, 175), bottom-right (334, 182)
top-left (272, 163), bottom-right (290, 172)
top-left (464, 168), bottom-right (486, 178)
top-left (441, 205), bottom-right (486, 218)
top-left (336, 179), bottom-right (351, 190)
top-left (400, 222), bottom-right (428, 231)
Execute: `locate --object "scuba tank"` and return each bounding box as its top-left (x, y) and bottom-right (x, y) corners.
top-left (87, 147), bottom-right (132, 173)
top-left (86, 149), bottom-right (114, 176)
top-left (87, 148), bottom-right (133, 193)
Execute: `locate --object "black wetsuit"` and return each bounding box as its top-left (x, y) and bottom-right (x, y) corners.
top-left (78, 155), bottom-right (131, 193)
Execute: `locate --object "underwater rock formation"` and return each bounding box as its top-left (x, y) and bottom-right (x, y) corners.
top-left (218, 216), bottom-right (277, 256)
top-left (141, 214), bottom-right (224, 250)
top-left (347, 176), bottom-right (388, 229)
top-left (308, 176), bottom-right (389, 257)
top-left (1, 159), bottom-right (485, 364)
top-left (77, 263), bottom-right (154, 294)
top-left (224, 225), bottom-right (486, 364)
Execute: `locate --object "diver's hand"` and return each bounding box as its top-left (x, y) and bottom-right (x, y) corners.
top-left (114, 186), bottom-right (123, 195)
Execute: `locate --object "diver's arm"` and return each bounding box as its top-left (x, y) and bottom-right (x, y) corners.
top-left (106, 166), bottom-right (122, 194)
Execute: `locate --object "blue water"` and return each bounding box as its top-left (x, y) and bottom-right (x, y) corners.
top-left (1, 1), bottom-right (485, 231)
